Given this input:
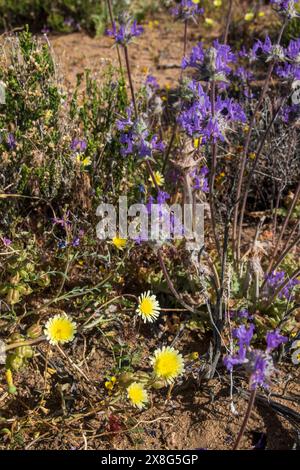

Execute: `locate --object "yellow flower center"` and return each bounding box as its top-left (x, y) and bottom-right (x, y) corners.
top-left (127, 382), bottom-right (148, 408)
top-left (155, 351), bottom-right (180, 378)
top-left (112, 237), bottom-right (126, 250)
top-left (140, 298), bottom-right (154, 317)
top-left (47, 318), bottom-right (75, 343)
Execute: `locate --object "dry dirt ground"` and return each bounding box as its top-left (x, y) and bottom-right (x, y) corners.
top-left (50, 13), bottom-right (222, 90)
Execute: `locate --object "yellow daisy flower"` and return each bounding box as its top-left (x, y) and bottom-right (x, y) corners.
top-left (151, 346), bottom-right (184, 384)
top-left (112, 236), bottom-right (127, 250)
top-left (149, 171), bottom-right (165, 188)
top-left (127, 382), bottom-right (148, 409)
top-left (213, 0), bottom-right (222, 7)
top-left (44, 314), bottom-right (77, 346)
top-left (136, 291), bottom-right (161, 323)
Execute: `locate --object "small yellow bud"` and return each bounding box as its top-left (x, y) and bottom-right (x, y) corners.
top-left (244, 12), bottom-right (254, 22)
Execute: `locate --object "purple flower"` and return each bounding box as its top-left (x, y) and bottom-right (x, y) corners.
top-left (178, 84), bottom-right (246, 142)
top-left (280, 104), bottom-right (300, 123)
top-left (266, 329), bottom-right (288, 351)
top-left (2, 237), bottom-right (12, 247)
top-left (52, 212), bottom-right (72, 229)
top-left (270, 0), bottom-right (299, 19)
top-left (275, 39), bottom-right (300, 80)
top-left (70, 138), bottom-right (87, 153)
top-left (117, 106), bottom-right (164, 158)
top-left (191, 166), bottom-right (209, 192)
top-left (171, 0), bottom-right (204, 23)
top-left (224, 326), bottom-right (288, 390)
top-left (145, 75), bottom-right (159, 89)
top-left (107, 15), bottom-right (143, 46)
top-left (72, 237), bottom-right (80, 247)
top-left (157, 190), bottom-right (170, 204)
top-left (251, 36), bottom-right (285, 63)
top-left (233, 324), bottom-right (255, 349)
top-left (247, 350), bottom-right (274, 389)
top-left (7, 133), bottom-right (16, 150)
top-left (182, 40), bottom-right (236, 83)
top-left (265, 270), bottom-right (300, 300)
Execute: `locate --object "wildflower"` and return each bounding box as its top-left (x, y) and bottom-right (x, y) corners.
top-left (182, 41), bottom-right (236, 83)
top-left (117, 106), bottom-right (165, 159)
top-left (178, 87), bottom-right (246, 142)
top-left (244, 12), bottom-right (255, 21)
top-left (224, 326), bottom-right (287, 390)
top-left (291, 348), bottom-right (300, 365)
top-left (275, 39), bottom-right (300, 81)
top-left (266, 329), bottom-right (288, 351)
top-left (247, 349), bottom-right (275, 389)
top-left (107, 14), bottom-right (143, 46)
top-left (76, 155), bottom-right (91, 167)
top-left (270, 0), bottom-right (299, 19)
top-left (151, 346), bottom-right (184, 383)
top-left (251, 36), bottom-right (285, 63)
top-left (265, 270), bottom-right (300, 300)
top-left (105, 376), bottom-right (117, 392)
top-left (214, 0), bottom-right (222, 6)
top-left (127, 382), bottom-right (148, 409)
top-left (44, 314), bottom-right (77, 346)
top-left (112, 236), bottom-right (127, 250)
top-left (190, 166), bottom-right (209, 192)
top-left (291, 340), bottom-right (300, 349)
top-left (136, 291), bottom-right (161, 323)
top-left (70, 138), bottom-right (87, 153)
top-left (149, 171), bottom-right (165, 188)
top-left (7, 133), bottom-right (16, 150)
top-left (2, 237), bottom-right (12, 247)
top-left (145, 75), bottom-right (159, 90)
top-left (171, 0), bottom-right (204, 23)
top-left (204, 18), bottom-right (214, 26)
top-left (52, 211), bottom-right (71, 229)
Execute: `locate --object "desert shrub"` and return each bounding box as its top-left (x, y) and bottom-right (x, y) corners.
top-left (0, 29), bottom-right (130, 230)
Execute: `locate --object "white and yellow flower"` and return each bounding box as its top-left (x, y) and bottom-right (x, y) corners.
top-left (127, 382), bottom-right (148, 409)
top-left (44, 314), bottom-right (77, 346)
top-left (151, 346), bottom-right (184, 384)
top-left (136, 291), bottom-right (161, 323)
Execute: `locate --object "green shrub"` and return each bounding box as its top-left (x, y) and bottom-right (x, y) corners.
top-left (0, 29), bottom-right (129, 230)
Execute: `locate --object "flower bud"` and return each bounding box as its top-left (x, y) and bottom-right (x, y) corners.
top-left (118, 372), bottom-right (135, 388)
top-left (6, 288), bottom-right (20, 305)
top-left (15, 345), bottom-right (33, 359)
top-left (27, 324), bottom-right (42, 339)
top-left (6, 353), bottom-right (23, 371)
top-left (151, 378), bottom-right (166, 389)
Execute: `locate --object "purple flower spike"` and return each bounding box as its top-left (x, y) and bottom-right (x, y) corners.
top-left (107, 14), bottom-right (143, 46)
top-left (270, 0), bottom-right (299, 19)
top-left (266, 329), bottom-right (288, 352)
top-left (171, 0), bottom-right (204, 23)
